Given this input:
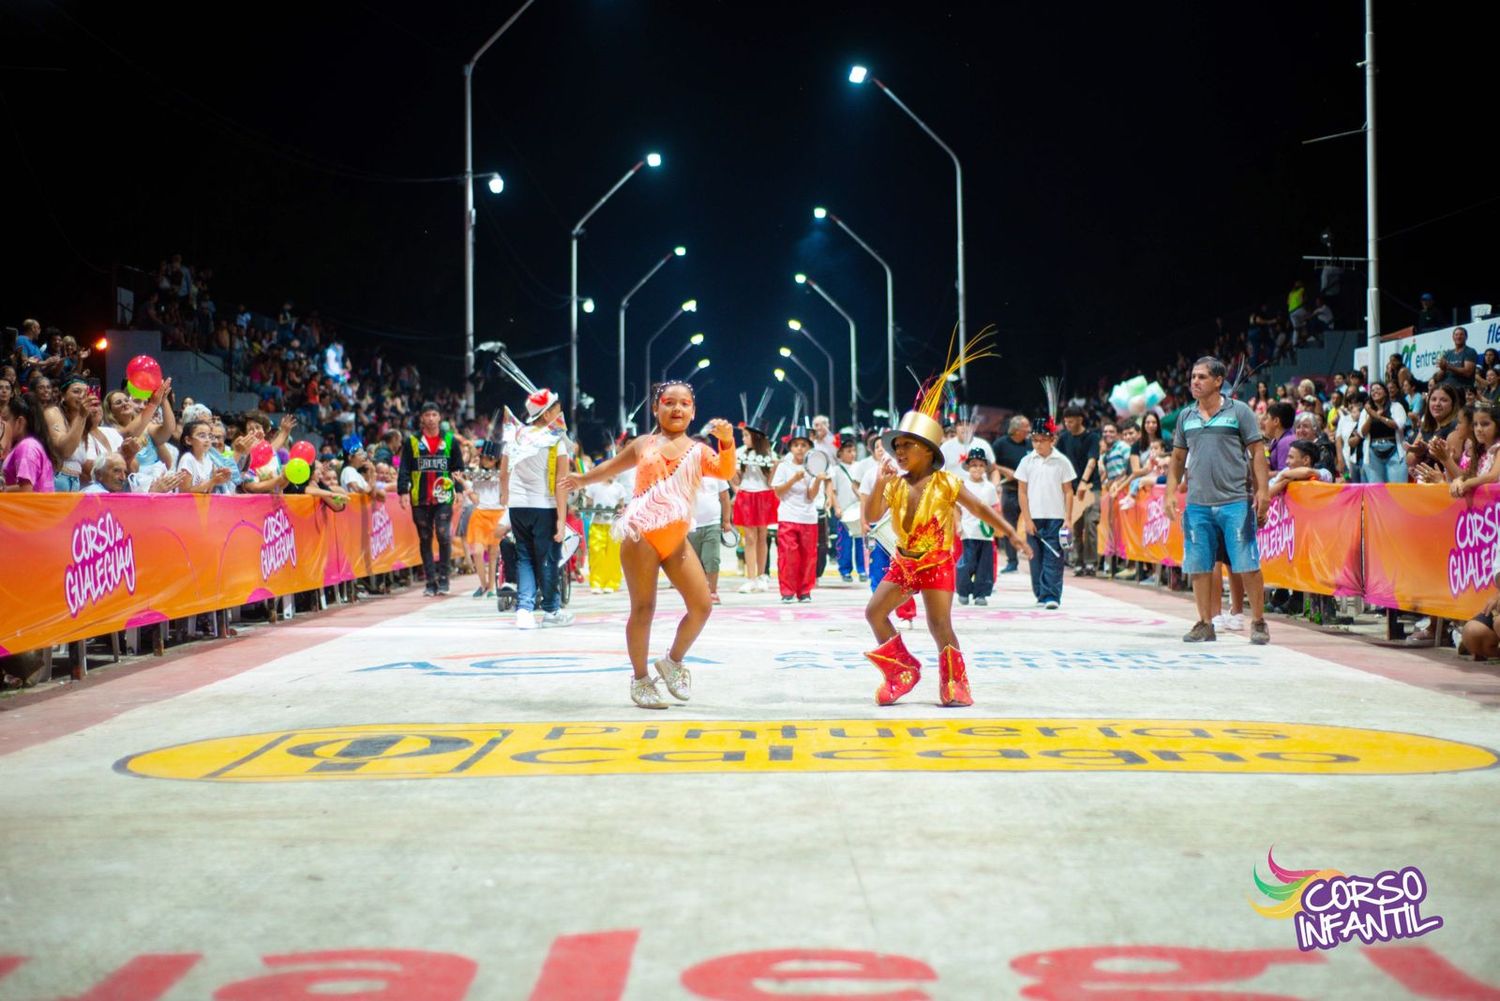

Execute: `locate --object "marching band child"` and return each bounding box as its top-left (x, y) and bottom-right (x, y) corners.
top-left (732, 423), bottom-right (778, 592)
top-left (772, 425), bottom-right (824, 602)
top-left (862, 332), bottom-right (1031, 707)
top-left (956, 448), bottom-right (1000, 606)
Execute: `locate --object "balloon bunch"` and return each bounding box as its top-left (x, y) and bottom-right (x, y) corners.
top-left (285, 441), bottom-right (316, 485)
top-left (1108, 375), bottom-right (1166, 418)
top-left (125, 355), bottom-right (163, 401)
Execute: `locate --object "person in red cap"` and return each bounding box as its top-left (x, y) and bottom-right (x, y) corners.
top-left (506, 388), bottom-right (574, 627)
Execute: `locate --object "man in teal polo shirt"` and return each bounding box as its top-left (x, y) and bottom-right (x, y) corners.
top-left (1165, 356), bottom-right (1271, 645)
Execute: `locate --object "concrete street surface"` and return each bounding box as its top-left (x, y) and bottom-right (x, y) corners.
top-left (1, 562), bottom-right (1496, 999)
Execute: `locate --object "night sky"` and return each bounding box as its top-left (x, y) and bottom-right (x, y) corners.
top-left (5, 1), bottom-right (1495, 427)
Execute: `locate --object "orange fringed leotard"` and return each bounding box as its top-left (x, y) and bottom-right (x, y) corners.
top-left (881, 470), bottom-right (964, 593)
top-left (613, 430), bottom-right (737, 558)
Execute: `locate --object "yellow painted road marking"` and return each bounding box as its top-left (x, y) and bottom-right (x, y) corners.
top-left (114, 719), bottom-right (1499, 782)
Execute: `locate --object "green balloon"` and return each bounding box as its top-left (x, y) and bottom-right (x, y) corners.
top-left (285, 457), bottom-right (311, 485)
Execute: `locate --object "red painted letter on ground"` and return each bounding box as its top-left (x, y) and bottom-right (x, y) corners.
top-left (681, 949), bottom-right (936, 1001)
top-left (1011, 945), bottom-right (1322, 1000)
top-left (214, 950), bottom-right (475, 1001)
top-left (527, 930), bottom-right (639, 1001)
top-left (58, 955), bottom-right (201, 1001)
top-left (1364, 946), bottom-right (1500, 1001)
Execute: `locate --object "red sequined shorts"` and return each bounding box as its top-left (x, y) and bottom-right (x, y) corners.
top-left (886, 548), bottom-right (956, 594)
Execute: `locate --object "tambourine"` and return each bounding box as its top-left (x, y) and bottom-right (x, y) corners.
top-left (557, 525), bottom-right (582, 566)
top-left (720, 527), bottom-right (740, 548)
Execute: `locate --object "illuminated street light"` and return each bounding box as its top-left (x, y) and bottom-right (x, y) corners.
top-left (785, 319), bottom-right (835, 424)
top-left (487, 173), bottom-right (504, 194)
top-left (645, 303), bottom-right (700, 392)
top-left (463, 1), bottom-right (536, 417)
top-left (794, 271), bottom-right (859, 424)
top-left (696, 358), bottom-right (711, 370)
top-left (778, 346), bottom-right (821, 416)
top-left (774, 367), bottom-right (810, 419)
top-left (617, 245), bottom-right (689, 429)
top-left (690, 332), bottom-right (705, 346)
top-left (571, 151), bottom-right (665, 426)
top-left (848, 65), bottom-right (968, 394)
top-left (813, 206), bottom-right (895, 418)
top-left (582, 298), bottom-right (595, 314)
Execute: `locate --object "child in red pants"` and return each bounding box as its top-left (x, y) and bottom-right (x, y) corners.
top-left (772, 425), bottom-right (825, 602)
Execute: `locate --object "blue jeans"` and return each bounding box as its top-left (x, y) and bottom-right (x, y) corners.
top-left (1183, 501), bottom-right (1259, 575)
top-left (510, 507), bottom-right (560, 613)
top-left (958, 539), bottom-right (996, 598)
top-left (868, 544), bottom-right (891, 593)
top-left (1362, 444), bottom-right (1408, 484)
top-left (1000, 490), bottom-right (1022, 568)
top-left (836, 521), bottom-right (866, 577)
top-left (1028, 519), bottom-right (1064, 603)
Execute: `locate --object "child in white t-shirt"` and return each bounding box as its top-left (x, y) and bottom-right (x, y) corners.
top-left (956, 449), bottom-right (1000, 605)
top-left (771, 429), bottom-right (824, 602)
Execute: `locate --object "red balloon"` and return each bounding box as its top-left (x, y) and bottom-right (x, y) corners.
top-left (248, 441), bottom-right (273, 471)
top-left (289, 440), bottom-right (317, 465)
top-left (125, 355), bottom-right (163, 393)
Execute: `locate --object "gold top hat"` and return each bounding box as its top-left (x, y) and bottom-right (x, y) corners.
top-left (882, 411), bottom-right (947, 469)
top-left (881, 325), bottom-right (999, 472)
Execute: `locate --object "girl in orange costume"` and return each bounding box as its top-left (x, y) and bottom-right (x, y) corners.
top-left (862, 332), bottom-right (1030, 707)
top-left (560, 382), bottom-right (736, 709)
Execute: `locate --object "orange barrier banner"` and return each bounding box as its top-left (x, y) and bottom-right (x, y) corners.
top-left (1254, 482), bottom-right (1365, 597)
top-left (1112, 485), bottom-right (1185, 567)
top-left (1363, 483), bottom-right (1499, 620)
top-left (0, 493), bottom-right (419, 658)
top-left (1112, 482), bottom-right (1364, 596)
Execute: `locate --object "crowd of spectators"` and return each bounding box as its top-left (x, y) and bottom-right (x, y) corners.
top-left (6, 307), bottom-right (471, 504)
top-left (1, 249), bottom-right (490, 500)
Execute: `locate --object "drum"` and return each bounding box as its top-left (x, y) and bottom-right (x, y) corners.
top-left (558, 525), bottom-right (582, 566)
top-left (869, 513), bottom-right (900, 555)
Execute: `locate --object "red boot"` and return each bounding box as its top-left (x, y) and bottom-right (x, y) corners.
top-left (938, 646), bottom-right (973, 707)
top-left (895, 596), bottom-right (918, 622)
top-left (866, 634), bottom-right (922, 706)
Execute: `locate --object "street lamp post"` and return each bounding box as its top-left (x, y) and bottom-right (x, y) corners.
top-left (795, 273), bottom-right (858, 425)
top-left (774, 367), bottom-right (810, 421)
top-left (849, 65), bottom-right (967, 395)
top-left (786, 319), bottom-right (836, 426)
top-left (778, 347), bottom-right (821, 417)
top-left (814, 207), bottom-right (895, 420)
top-left (660, 332), bottom-right (706, 380)
top-left (667, 356), bottom-right (711, 382)
top-left (571, 152), bottom-right (662, 428)
top-left (642, 300), bottom-right (698, 417)
top-left (463, 0), bottom-right (536, 419)
top-left (618, 245), bottom-right (687, 430)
